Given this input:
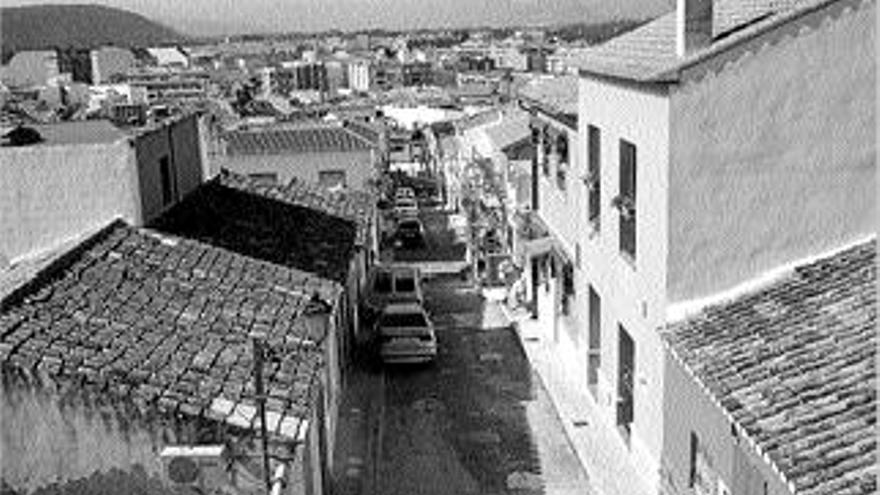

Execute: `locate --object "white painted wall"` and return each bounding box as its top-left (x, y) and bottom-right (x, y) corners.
top-left (576, 75), bottom-right (671, 490)
top-left (667, 0), bottom-right (876, 303)
top-left (216, 150), bottom-right (377, 190)
top-left (0, 142), bottom-right (140, 263)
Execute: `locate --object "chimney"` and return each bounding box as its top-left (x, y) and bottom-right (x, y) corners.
top-left (676, 0), bottom-right (714, 57)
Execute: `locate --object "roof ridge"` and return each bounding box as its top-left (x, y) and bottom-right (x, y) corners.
top-left (666, 235), bottom-right (876, 323)
top-left (0, 219), bottom-right (128, 313)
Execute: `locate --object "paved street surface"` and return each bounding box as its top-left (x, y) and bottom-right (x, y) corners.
top-left (375, 276), bottom-right (594, 495)
top-left (333, 204), bottom-right (594, 495)
top-left (388, 209), bottom-right (468, 263)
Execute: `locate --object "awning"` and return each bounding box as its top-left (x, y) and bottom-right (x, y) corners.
top-left (522, 232), bottom-right (574, 267)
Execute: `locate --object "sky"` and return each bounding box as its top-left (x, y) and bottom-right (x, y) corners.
top-left (3, 0), bottom-right (671, 36)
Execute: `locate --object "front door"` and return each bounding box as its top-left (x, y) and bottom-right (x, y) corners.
top-left (617, 325), bottom-right (635, 445)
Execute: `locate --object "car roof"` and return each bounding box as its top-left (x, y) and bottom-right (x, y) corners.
top-left (382, 302), bottom-right (425, 314)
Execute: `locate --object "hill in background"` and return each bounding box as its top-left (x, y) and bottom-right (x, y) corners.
top-left (1, 4), bottom-right (185, 57)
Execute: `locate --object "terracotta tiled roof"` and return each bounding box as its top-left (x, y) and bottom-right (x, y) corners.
top-left (223, 125), bottom-right (375, 155)
top-left (517, 75), bottom-right (580, 116)
top-left (0, 221), bottom-right (342, 439)
top-left (217, 170), bottom-right (377, 248)
top-left (342, 119), bottom-right (384, 147)
top-left (572, 0), bottom-right (836, 82)
top-left (149, 177), bottom-right (360, 284)
top-left (661, 240), bottom-right (876, 495)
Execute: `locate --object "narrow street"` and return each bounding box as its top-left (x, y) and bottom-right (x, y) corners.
top-left (335, 204), bottom-right (595, 495)
top-left (374, 276), bottom-right (594, 495)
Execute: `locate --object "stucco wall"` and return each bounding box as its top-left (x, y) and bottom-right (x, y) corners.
top-left (660, 351), bottom-right (791, 495)
top-left (217, 151), bottom-right (376, 190)
top-left (0, 142), bottom-right (140, 263)
top-left (576, 75), bottom-right (671, 488)
top-left (135, 114), bottom-right (205, 223)
top-left (1, 377), bottom-right (171, 494)
top-left (667, 0), bottom-right (876, 302)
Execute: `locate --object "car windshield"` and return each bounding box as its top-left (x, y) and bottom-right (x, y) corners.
top-left (380, 311), bottom-right (428, 328)
top-left (398, 220), bottom-right (420, 230)
top-left (396, 199), bottom-right (416, 208)
top-left (395, 277), bottom-right (416, 292)
top-left (374, 272), bottom-right (393, 293)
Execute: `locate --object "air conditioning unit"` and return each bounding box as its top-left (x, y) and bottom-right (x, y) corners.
top-left (160, 445), bottom-right (228, 493)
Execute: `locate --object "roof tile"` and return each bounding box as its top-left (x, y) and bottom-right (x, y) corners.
top-left (662, 240), bottom-right (876, 495)
top-left (0, 222), bottom-right (341, 440)
top-left (224, 124), bottom-right (375, 155)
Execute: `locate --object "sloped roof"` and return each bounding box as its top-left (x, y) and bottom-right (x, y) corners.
top-left (149, 177), bottom-right (360, 284)
top-left (661, 240), bottom-right (876, 495)
top-left (342, 119), bottom-right (384, 147)
top-left (572, 0), bottom-right (834, 82)
top-left (217, 170), bottom-right (376, 248)
top-left (0, 221), bottom-right (341, 440)
top-left (224, 125), bottom-right (375, 155)
top-left (517, 75), bottom-right (580, 115)
top-left (483, 108), bottom-right (531, 152)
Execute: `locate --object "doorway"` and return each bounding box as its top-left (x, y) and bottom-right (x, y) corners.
top-left (617, 325), bottom-right (635, 446)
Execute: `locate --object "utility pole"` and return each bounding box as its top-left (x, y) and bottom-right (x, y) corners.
top-left (252, 336), bottom-right (271, 494)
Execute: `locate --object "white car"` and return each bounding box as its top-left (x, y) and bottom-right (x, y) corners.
top-left (377, 303), bottom-right (437, 364)
top-left (393, 198), bottom-right (419, 218)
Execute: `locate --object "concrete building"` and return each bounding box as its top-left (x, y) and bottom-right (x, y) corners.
top-left (0, 50), bottom-right (60, 87)
top-left (214, 122), bottom-right (379, 191)
top-left (90, 46), bottom-right (137, 84)
top-left (517, 0), bottom-right (875, 493)
top-left (401, 61), bottom-right (433, 87)
top-left (347, 59), bottom-right (371, 92)
top-left (123, 69), bottom-right (210, 105)
top-left (516, 75), bottom-right (581, 372)
top-left (0, 114), bottom-right (208, 265)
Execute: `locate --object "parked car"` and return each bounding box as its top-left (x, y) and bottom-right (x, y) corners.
top-left (393, 197), bottom-right (419, 218)
top-left (395, 218), bottom-right (425, 248)
top-left (366, 264), bottom-right (424, 311)
top-left (376, 302), bottom-right (437, 364)
top-left (394, 187), bottom-right (416, 200)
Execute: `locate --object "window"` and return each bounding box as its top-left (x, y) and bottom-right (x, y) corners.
top-left (689, 432), bottom-right (715, 495)
top-left (587, 286), bottom-right (601, 398)
top-left (616, 140), bottom-right (637, 260)
top-left (556, 132), bottom-right (568, 191)
top-left (561, 261), bottom-right (574, 315)
top-left (159, 155), bottom-right (175, 207)
top-left (318, 170), bottom-right (347, 190)
top-left (541, 127), bottom-right (551, 176)
top-left (587, 125), bottom-right (601, 230)
top-left (248, 172), bottom-right (278, 185)
top-left (556, 132), bottom-right (569, 164)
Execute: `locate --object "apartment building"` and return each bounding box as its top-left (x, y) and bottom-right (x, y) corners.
top-left (523, 0), bottom-right (875, 492)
